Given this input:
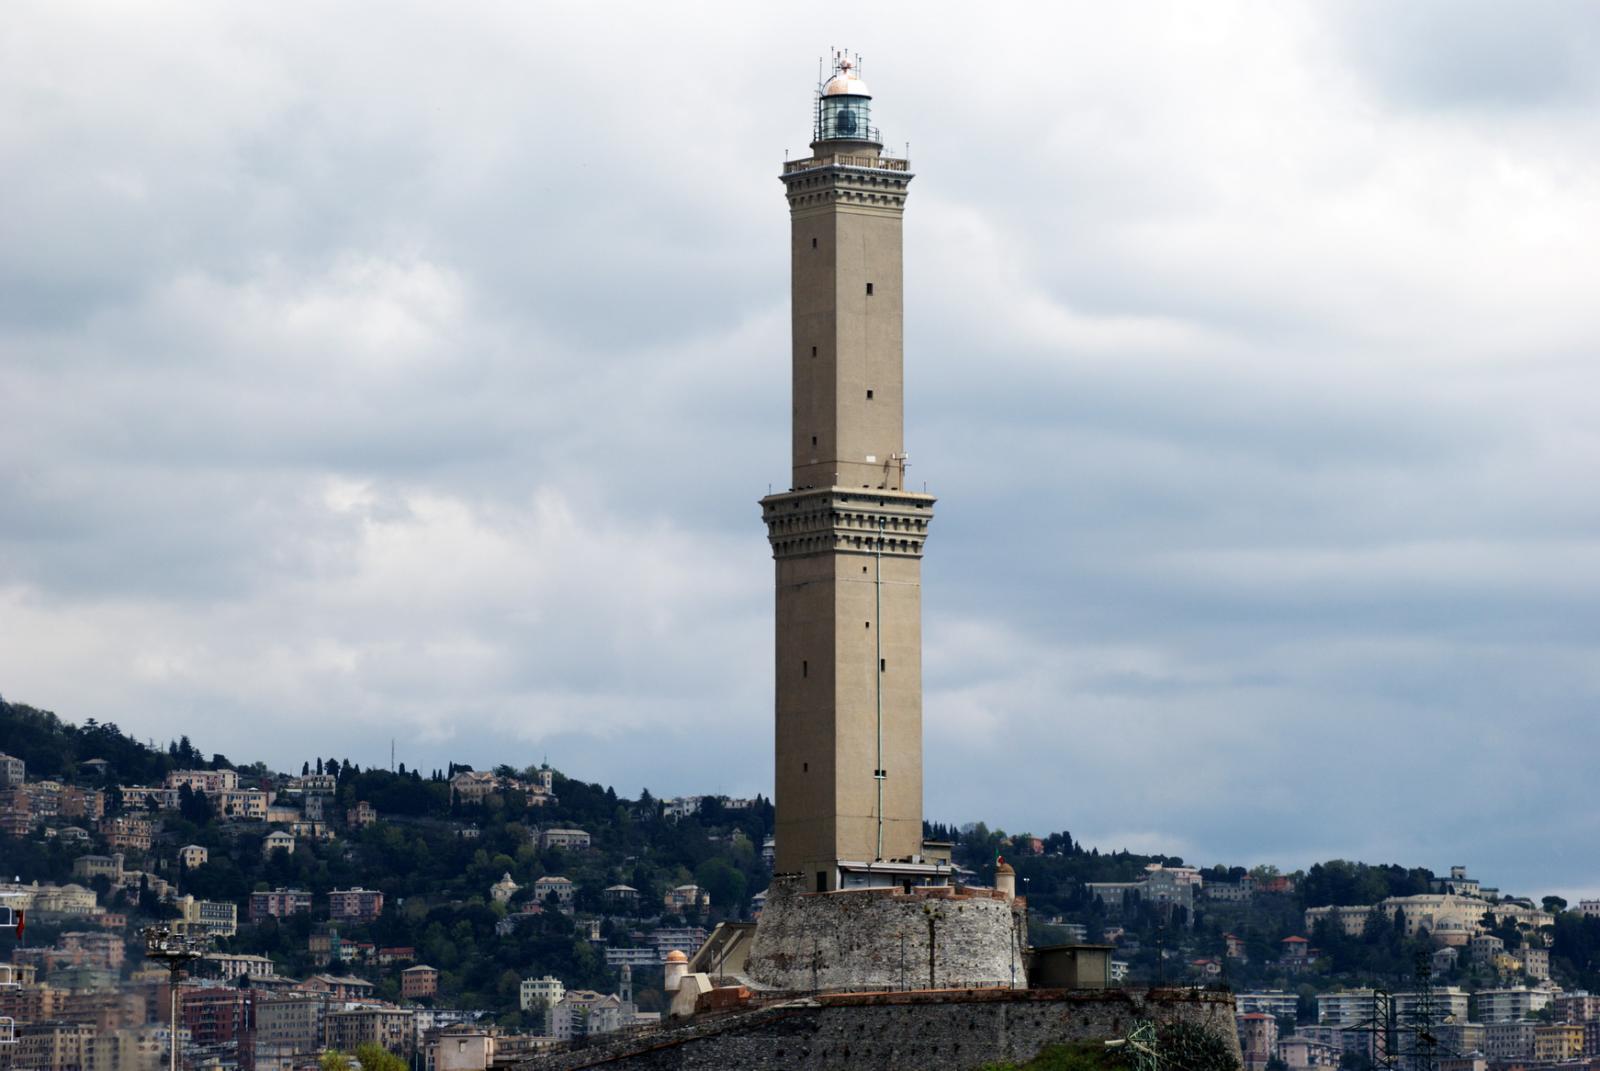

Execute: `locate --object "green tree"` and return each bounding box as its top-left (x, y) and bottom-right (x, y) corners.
top-left (694, 858), bottom-right (748, 911)
top-left (354, 1044), bottom-right (407, 1071)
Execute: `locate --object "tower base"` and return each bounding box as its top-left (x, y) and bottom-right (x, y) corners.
top-left (746, 875), bottom-right (1027, 992)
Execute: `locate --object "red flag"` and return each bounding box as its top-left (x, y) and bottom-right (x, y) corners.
top-left (14, 910), bottom-right (22, 940)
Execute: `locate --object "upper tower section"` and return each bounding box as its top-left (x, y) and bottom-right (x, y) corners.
top-left (778, 52), bottom-right (916, 494)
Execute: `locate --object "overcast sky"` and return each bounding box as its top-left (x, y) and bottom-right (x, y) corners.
top-left (3, 2), bottom-right (1598, 898)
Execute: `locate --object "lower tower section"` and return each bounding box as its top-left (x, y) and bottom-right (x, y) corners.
top-left (762, 486), bottom-right (934, 890)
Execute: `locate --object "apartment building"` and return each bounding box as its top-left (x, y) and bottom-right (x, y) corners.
top-left (1483, 1020), bottom-right (1537, 1061)
top-left (1554, 992), bottom-right (1600, 1023)
top-left (1475, 987), bottom-right (1553, 1023)
top-left (215, 790), bottom-right (271, 821)
top-left (249, 888), bottom-right (313, 922)
top-left (401, 966), bottom-right (440, 1000)
top-left (1533, 1023), bottom-right (1585, 1063)
top-left (519, 976), bottom-right (565, 1015)
top-left (250, 995), bottom-right (329, 1071)
top-left (537, 828), bottom-right (590, 851)
top-left (1318, 990), bottom-right (1378, 1028)
top-left (201, 953), bottom-right (277, 982)
top-left (1304, 905), bottom-right (1374, 937)
top-left (97, 816), bottom-right (153, 852)
top-left (662, 885), bottom-right (709, 912)
top-left (328, 888), bottom-right (384, 923)
top-left (166, 770), bottom-right (241, 794)
top-left (15, 1021), bottom-right (96, 1071)
top-left (173, 896), bottom-right (236, 938)
top-left (530, 877), bottom-right (574, 908)
top-left (325, 1007), bottom-right (414, 1057)
top-left (1236, 992), bottom-right (1300, 1020)
top-left (179, 985), bottom-right (251, 1051)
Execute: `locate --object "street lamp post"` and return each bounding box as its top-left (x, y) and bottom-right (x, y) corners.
top-left (142, 925), bottom-right (206, 1071)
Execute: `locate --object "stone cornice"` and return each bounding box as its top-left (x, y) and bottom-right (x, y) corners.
top-left (760, 487), bottom-right (935, 560)
top-left (781, 161), bottom-right (913, 213)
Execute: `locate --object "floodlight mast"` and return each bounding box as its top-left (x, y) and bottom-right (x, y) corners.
top-left (142, 926), bottom-right (208, 1071)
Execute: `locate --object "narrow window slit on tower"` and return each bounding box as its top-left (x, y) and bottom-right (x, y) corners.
top-left (802, 660), bottom-right (808, 678)
top-left (811, 345), bottom-right (817, 357)
top-left (880, 658), bottom-right (886, 672)
top-left (866, 282), bottom-right (874, 295)
top-left (866, 389), bottom-right (874, 399)
top-left (812, 237), bottom-right (818, 248)
top-left (811, 435), bottom-right (818, 446)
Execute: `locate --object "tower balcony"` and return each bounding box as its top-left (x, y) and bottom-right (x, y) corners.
top-left (760, 487), bottom-right (935, 561)
top-left (782, 153), bottom-right (910, 176)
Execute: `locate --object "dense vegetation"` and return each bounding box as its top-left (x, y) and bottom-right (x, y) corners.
top-left (5, 693), bottom-right (1599, 1023)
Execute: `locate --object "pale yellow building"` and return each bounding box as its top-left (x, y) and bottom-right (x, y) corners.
top-left (1533, 1023), bottom-right (1584, 1063)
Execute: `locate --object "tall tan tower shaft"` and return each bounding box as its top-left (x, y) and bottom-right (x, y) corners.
top-left (761, 58), bottom-right (934, 893)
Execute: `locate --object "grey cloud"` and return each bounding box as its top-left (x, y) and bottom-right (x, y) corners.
top-left (1335, 0), bottom-right (1600, 111)
top-left (2, 2), bottom-right (1598, 897)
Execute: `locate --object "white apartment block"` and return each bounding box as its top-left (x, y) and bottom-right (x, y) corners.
top-left (603, 948), bottom-right (658, 968)
top-left (520, 975), bottom-right (565, 1013)
top-left (1318, 990), bottom-right (1379, 1028)
top-left (1475, 987), bottom-right (1553, 1024)
top-left (1236, 992), bottom-right (1299, 1020)
top-left (1393, 988), bottom-right (1470, 1025)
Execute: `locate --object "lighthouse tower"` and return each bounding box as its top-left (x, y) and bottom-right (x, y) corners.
top-left (761, 54), bottom-right (936, 893)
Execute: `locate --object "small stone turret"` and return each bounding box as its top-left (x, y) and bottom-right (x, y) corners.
top-left (664, 949), bottom-right (688, 992)
top-left (995, 859), bottom-right (1016, 900)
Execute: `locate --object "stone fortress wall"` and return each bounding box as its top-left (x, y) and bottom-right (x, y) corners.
top-left (745, 877), bottom-right (1026, 991)
top-left (517, 987), bottom-right (1242, 1071)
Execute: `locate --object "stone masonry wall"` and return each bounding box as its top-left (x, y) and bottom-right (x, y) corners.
top-left (745, 879), bottom-right (1026, 991)
top-left (516, 987), bottom-right (1242, 1071)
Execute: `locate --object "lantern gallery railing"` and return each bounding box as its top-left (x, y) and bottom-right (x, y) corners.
top-left (783, 154), bottom-right (910, 175)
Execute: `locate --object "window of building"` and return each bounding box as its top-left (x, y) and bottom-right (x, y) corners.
top-left (880, 658), bottom-right (886, 672)
top-left (866, 389), bottom-right (874, 399)
top-left (811, 435), bottom-right (817, 446)
top-left (866, 282), bottom-right (874, 295)
top-left (812, 237), bottom-right (818, 248)
top-left (802, 660), bottom-right (808, 678)
top-left (811, 345), bottom-right (817, 357)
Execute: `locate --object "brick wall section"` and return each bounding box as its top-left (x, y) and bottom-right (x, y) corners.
top-left (515, 987), bottom-right (1242, 1071)
top-left (747, 879), bottom-right (1026, 991)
